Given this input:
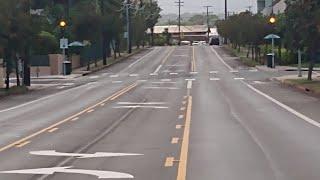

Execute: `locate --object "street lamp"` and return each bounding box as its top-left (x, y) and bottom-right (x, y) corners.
top-left (59, 20), bottom-right (67, 28)
top-left (269, 16), bottom-right (276, 24)
top-left (59, 20), bottom-right (69, 75)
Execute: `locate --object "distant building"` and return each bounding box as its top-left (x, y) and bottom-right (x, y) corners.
top-left (257, 0), bottom-right (273, 13)
top-left (149, 25), bottom-right (209, 42)
top-left (261, 0), bottom-right (286, 15)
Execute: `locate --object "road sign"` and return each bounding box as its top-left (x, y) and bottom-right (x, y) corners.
top-left (60, 38), bottom-right (68, 49)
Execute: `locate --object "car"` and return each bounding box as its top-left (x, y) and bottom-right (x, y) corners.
top-left (192, 41), bottom-right (200, 46)
top-left (181, 41), bottom-right (191, 46)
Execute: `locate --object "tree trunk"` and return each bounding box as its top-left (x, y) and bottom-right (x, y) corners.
top-left (151, 27), bottom-right (154, 46)
top-left (247, 44), bottom-right (250, 58)
top-left (102, 34), bottom-right (107, 65)
top-left (278, 41), bottom-right (282, 65)
top-left (14, 54), bottom-right (20, 87)
top-left (111, 40), bottom-right (116, 59)
top-left (307, 50), bottom-right (315, 81)
top-left (251, 44), bottom-right (254, 61)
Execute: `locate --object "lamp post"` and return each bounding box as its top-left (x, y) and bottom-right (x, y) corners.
top-left (59, 20), bottom-right (68, 75)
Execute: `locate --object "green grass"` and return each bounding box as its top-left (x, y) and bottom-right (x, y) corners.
top-left (227, 46), bottom-right (259, 67)
top-left (284, 79), bottom-right (320, 94)
top-left (0, 86), bottom-right (28, 97)
top-left (289, 63), bottom-right (320, 68)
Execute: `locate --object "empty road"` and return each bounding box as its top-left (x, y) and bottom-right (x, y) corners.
top-left (0, 45), bottom-right (320, 180)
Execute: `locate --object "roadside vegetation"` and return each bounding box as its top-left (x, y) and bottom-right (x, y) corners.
top-left (216, 0), bottom-right (320, 81)
top-left (0, 0), bottom-right (161, 90)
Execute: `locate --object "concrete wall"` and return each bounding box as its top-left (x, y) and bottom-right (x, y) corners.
top-left (49, 54), bottom-right (64, 75)
top-left (30, 67), bottom-right (51, 77)
top-left (71, 55), bottom-right (81, 69)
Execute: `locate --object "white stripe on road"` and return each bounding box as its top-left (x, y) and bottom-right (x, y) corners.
top-left (170, 73), bottom-right (179, 75)
top-left (153, 65), bottom-right (163, 74)
top-left (209, 71), bottom-right (219, 74)
top-left (241, 80), bottom-right (320, 128)
top-left (129, 74), bottom-right (139, 77)
top-left (151, 82), bottom-right (177, 84)
top-left (89, 76), bottom-right (99, 79)
top-left (210, 47), bottom-right (234, 71)
top-left (117, 102), bottom-right (166, 105)
top-left (190, 72), bottom-right (198, 75)
top-left (109, 75), bottom-right (119, 78)
top-left (210, 78), bottom-right (220, 81)
top-left (187, 80), bottom-right (193, 89)
top-left (144, 87), bottom-right (179, 90)
top-left (113, 106), bottom-right (169, 109)
top-left (234, 78), bottom-right (245, 80)
top-left (161, 79), bottom-right (172, 82)
top-left (185, 79), bottom-right (196, 81)
top-left (112, 81), bottom-right (123, 84)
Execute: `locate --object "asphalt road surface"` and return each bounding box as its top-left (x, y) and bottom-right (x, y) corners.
top-left (0, 45), bottom-right (320, 180)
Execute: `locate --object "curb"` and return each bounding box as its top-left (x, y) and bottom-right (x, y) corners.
top-left (274, 78), bottom-right (320, 97)
top-left (78, 48), bottom-right (149, 76)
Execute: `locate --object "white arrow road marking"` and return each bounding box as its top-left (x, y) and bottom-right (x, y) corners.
top-left (30, 150), bottom-right (143, 159)
top-left (0, 167), bottom-right (134, 179)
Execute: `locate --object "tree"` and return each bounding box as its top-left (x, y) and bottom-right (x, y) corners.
top-left (285, 0), bottom-right (320, 80)
top-left (145, 1), bottom-right (161, 46)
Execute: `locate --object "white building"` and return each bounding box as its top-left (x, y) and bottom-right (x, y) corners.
top-left (261, 0), bottom-right (286, 16)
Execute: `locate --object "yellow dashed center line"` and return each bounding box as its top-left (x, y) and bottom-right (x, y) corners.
top-left (48, 128), bottom-right (59, 133)
top-left (177, 96), bottom-right (193, 180)
top-left (15, 141), bottom-right (31, 148)
top-left (71, 117), bottom-right (79, 122)
top-left (0, 83), bottom-right (138, 152)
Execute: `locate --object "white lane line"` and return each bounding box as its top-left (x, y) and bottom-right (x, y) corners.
top-left (179, 115), bottom-right (184, 119)
top-left (62, 83), bottom-right (75, 86)
top-left (170, 72), bottom-right (179, 75)
top-left (249, 69), bottom-right (258, 72)
top-left (129, 74), bottom-right (139, 77)
top-left (137, 80), bottom-right (148, 82)
top-left (173, 55), bottom-right (188, 57)
top-left (144, 87), bottom-right (179, 90)
top-left (71, 117), bottom-right (79, 121)
top-left (117, 102), bottom-right (166, 105)
top-left (151, 82), bottom-right (177, 84)
top-left (102, 73), bottom-right (110, 76)
top-left (30, 151), bottom-right (143, 158)
top-left (253, 81), bottom-right (267, 84)
top-left (210, 78), bottom-right (221, 81)
top-left (89, 76), bottom-right (99, 79)
top-left (0, 83), bottom-right (93, 113)
top-left (150, 73), bottom-right (158, 76)
top-left (161, 79), bottom-right (172, 82)
top-left (209, 71), bottom-right (219, 74)
top-left (234, 78), bottom-right (245, 80)
top-left (56, 86), bottom-right (67, 89)
top-left (126, 47), bottom-right (159, 69)
top-left (210, 47), bottom-right (234, 71)
top-left (230, 70), bottom-right (239, 73)
top-left (241, 80), bottom-right (320, 128)
top-left (112, 81), bottom-right (123, 84)
top-left (190, 72), bottom-right (198, 75)
top-left (185, 79), bottom-right (196, 81)
top-left (167, 64), bottom-right (185, 67)
top-left (180, 107), bottom-right (186, 111)
top-left (109, 75), bottom-right (119, 78)
top-left (182, 101), bottom-right (187, 105)
top-left (187, 80), bottom-right (193, 89)
top-left (153, 65), bottom-right (163, 74)
top-left (113, 106), bottom-right (169, 109)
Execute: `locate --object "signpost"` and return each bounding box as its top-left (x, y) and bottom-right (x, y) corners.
top-left (264, 34), bottom-right (280, 68)
top-left (60, 38), bottom-right (69, 75)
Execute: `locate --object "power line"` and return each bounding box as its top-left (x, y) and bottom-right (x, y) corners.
top-left (174, 0), bottom-right (184, 45)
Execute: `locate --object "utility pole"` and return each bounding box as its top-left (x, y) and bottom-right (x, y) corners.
top-left (126, 0), bottom-right (132, 54)
top-left (204, 6), bottom-right (212, 43)
top-left (175, 0), bottom-right (183, 45)
top-left (225, 0), bottom-right (227, 20)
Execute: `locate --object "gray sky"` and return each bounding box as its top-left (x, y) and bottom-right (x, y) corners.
top-left (157, 0), bottom-right (257, 15)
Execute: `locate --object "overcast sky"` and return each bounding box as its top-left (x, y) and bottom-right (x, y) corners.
top-left (157, 0), bottom-right (257, 15)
